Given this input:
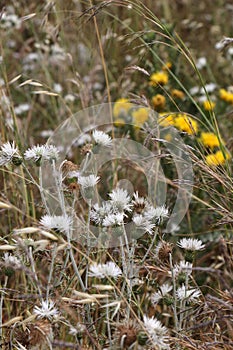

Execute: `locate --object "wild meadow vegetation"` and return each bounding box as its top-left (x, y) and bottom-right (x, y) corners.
top-left (0, 1), bottom-right (233, 349)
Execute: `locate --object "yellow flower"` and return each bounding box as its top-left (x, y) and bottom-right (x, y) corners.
top-left (158, 113), bottom-right (175, 127)
top-left (114, 118), bottom-right (126, 127)
top-left (171, 89), bottom-right (185, 100)
top-left (174, 114), bottom-right (198, 135)
top-left (219, 89), bottom-right (233, 104)
top-left (205, 150), bottom-right (231, 167)
top-left (113, 98), bottom-right (132, 118)
top-left (199, 132), bottom-right (222, 149)
top-left (149, 71), bottom-right (168, 86)
top-left (152, 94), bottom-right (166, 111)
top-left (132, 108), bottom-right (149, 127)
top-left (162, 62), bottom-right (172, 70)
top-left (203, 100), bottom-right (216, 111)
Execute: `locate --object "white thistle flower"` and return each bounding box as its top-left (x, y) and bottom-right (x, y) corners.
top-left (176, 284), bottom-right (201, 303)
top-left (143, 315), bottom-right (170, 349)
top-left (78, 174), bottom-right (100, 188)
top-left (151, 283), bottom-right (173, 304)
top-left (33, 299), bottom-right (59, 320)
top-left (173, 260), bottom-right (193, 278)
top-left (90, 201), bottom-right (114, 224)
top-left (177, 238), bottom-right (205, 251)
top-left (0, 141), bottom-right (22, 166)
top-left (92, 130), bottom-right (112, 147)
top-left (89, 261), bottom-right (122, 279)
top-left (132, 214), bottom-right (155, 234)
top-left (102, 212), bottom-right (124, 227)
top-left (109, 188), bottom-right (132, 212)
top-left (24, 144), bottom-right (59, 163)
top-left (132, 191), bottom-right (148, 207)
top-left (69, 326), bottom-right (78, 336)
top-left (144, 205), bottom-right (169, 223)
top-left (3, 253), bottom-right (21, 269)
top-left (69, 323), bottom-right (85, 336)
top-left (40, 214), bottom-right (72, 234)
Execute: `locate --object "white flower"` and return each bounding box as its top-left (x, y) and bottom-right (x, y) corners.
top-left (67, 170), bottom-right (80, 179)
top-left (75, 133), bottom-right (92, 146)
top-left (200, 83), bottom-right (217, 94)
top-left (69, 323), bottom-right (85, 336)
top-left (132, 191), bottom-right (148, 207)
top-left (102, 212), bottom-right (124, 227)
top-left (40, 130), bottom-right (53, 138)
top-left (196, 57), bottom-right (207, 70)
top-left (24, 144), bottom-right (59, 163)
top-left (33, 300), bottom-right (59, 320)
top-left (3, 253), bottom-right (21, 269)
top-left (143, 315), bottom-right (170, 349)
top-left (78, 174), bottom-right (100, 188)
top-left (132, 214), bottom-right (155, 234)
top-left (40, 214), bottom-right (72, 234)
top-left (53, 83), bottom-right (62, 93)
top-left (189, 86), bottom-right (199, 95)
top-left (92, 130), bottom-right (112, 147)
top-left (151, 283), bottom-right (173, 304)
top-left (176, 284), bottom-right (201, 303)
top-left (173, 260), bottom-right (193, 278)
top-left (69, 326), bottom-right (78, 336)
top-left (90, 201), bottom-right (114, 224)
top-left (144, 205), bottom-right (169, 223)
top-left (89, 261), bottom-right (122, 279)
top-left (177, 238), bottom-right (205, 251)
top-left (109, 188), bottom-right (132, 212)
top-left (0, 141), bottom-right (22, 166)
top-left (227, 46), bottom-right (233, 56)
top-left (215, 37), bottom-right (233, 51)
top-left (14, 103), bottom-right (30, 115)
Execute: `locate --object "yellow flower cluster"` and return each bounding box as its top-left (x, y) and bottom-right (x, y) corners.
top-left (174, 114), bottom-right (198, 135)
top-left (132, 108), bottom-right (149, 127)
top-left (203, 100), bottom-right (216, 111)
top-left (151, 94), bottom-right (166, 110)
top-left (205, 150), bottom-right (231, 167)
top-left (149, 71), bottom-right (168, 86)
top-left (199, 132), bottom-right (221, 149)
top-left (113, 99), bottom-right (149, 129)
top-left (171, 89), bottom-right (185, 100)
top-left (158, 113), bottom-right (198, 135)
top-left (162, 62), bottom-right (172, 70)
top-left (113, 98), bottom-right (132, 118)
top-left (219, 89), bottom-right (233, 104)
top-left (158, 113), bottom-right (175, 127)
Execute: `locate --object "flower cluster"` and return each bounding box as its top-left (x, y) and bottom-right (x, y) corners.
top-left (113, 99), bottom-right (150, 128)
top-left (40, 214), bottom-right (73, 234)
top-left (33, 300), bottom-right (59, 320)
top-left (90, 189), bottom-right (168, 238)
top-left (0, 141), bottom-right (22, 166)
top-left (88, 261), bottom-right (122, 279)
top-left (24, 144), bottom-right (59, 165)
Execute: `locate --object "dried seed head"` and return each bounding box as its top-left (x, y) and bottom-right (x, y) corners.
top-left (13, 319), bottom-right (53, 349)
top-left (29, 319), bottom-right (53, 347)
top-left (113, 319), bottom-right (140, 348)
top-left (155, 241), bottom-right (173, 264)
top-left (80, 143), bottom-right (93, 155)
top-left (61, 160), bottom-right (79, 176)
